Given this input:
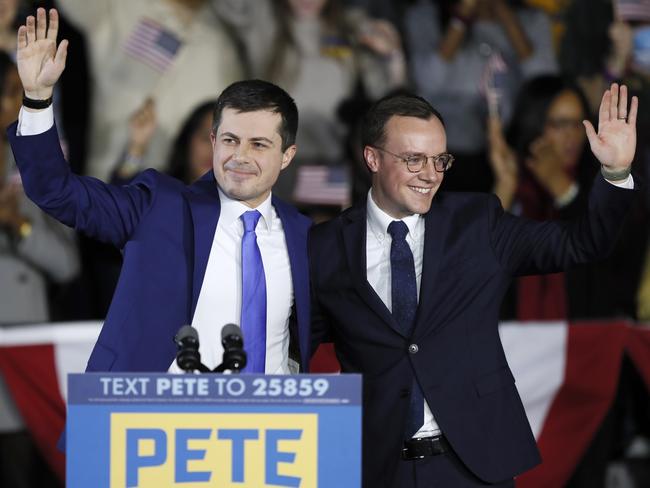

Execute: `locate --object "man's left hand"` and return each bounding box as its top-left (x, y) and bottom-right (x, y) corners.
top-left (584, 83), bottom-right (638, 170)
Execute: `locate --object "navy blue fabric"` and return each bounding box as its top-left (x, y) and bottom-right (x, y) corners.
top-left (309, 175), bottom-right (637, 487)
top-left (387, 221), bottom-right (423, 439)
top-left (240, 210), bottom-right (266, 373)
top-left (8, 122), bottom-right (313, 450)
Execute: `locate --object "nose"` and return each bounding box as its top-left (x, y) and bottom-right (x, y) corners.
top-left (233, 143), bottom-right (253, 162)
top-left (418, 159), bottom-right (440, 182)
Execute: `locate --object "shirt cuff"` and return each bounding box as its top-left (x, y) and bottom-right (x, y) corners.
top-left (17, 106), bottom-right (54, 136)
top-left (606, 174), bottom-right (634, 189)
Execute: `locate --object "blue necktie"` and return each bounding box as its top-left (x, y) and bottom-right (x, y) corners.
top-left (388, 220), bottom-right (424, 439)
top-left (240, 210), bottom-right (267, 373)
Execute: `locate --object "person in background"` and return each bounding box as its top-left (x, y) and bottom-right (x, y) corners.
top-left (52, 0), bottom-right (243, 319)
top-left (55, 0), bottom-right (242, 181)
top-left (0, 0), bottom-right (21, 56)
top-left (593, 0), bottom-right (650, 323)
top-left (215, 0), bottom-right (406, 207)
top-left (0, 50), bottom-right (79, 488)
top-left (114, 99), bottom-right (216, 185)
top-left (489, 74), bottom-right (648, 320)
top-left (404, 0), bottom-right (557, 193)
top-left (165, 100), bottom-right (216, 184)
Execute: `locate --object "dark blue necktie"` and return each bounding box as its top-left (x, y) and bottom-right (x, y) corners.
top-left (240, 210), bottom-right (267, 373)
top-left (388, 220), bottom-right (424, 439)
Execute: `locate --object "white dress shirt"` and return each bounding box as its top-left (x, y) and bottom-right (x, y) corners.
top-left (169, 189), bottom-right (294, 374)
top-left (366, 189), bottom-right (440, 438)
top-left (16, 106), bottom-right (296, 375)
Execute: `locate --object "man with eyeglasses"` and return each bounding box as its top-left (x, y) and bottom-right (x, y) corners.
top-left (308, 89), bottom-right (638, 487)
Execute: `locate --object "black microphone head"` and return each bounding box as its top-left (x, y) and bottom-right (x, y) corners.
top-left (221, 323), bottom-right (242, 342)
top-left (175, 325), bottom-right (199, 346)
top-left (220, 323), bottom-right (246, 371)
top-left (175, 325), bottom-right (203, 372)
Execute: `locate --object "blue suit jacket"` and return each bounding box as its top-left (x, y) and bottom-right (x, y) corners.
top-left (309, 177), bottom-right (636, 487)
top-left (8, 122), bottom-right (313, 373)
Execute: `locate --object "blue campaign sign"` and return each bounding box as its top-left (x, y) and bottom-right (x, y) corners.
top-left (66, 373), bottom-right (361, 488)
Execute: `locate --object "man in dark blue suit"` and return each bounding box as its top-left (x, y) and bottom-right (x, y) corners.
top-left (9, 9), bottom-right (312, 375)
top-left (309, 88), bottom-right (639, 486)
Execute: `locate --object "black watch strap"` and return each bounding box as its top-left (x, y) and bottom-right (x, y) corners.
top-left (22, 92), bottom-right (53, 109)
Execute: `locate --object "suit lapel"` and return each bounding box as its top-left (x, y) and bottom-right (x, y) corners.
top-left (414, 199), bottom-right (449, 334)
top-left (342, 206), bottom-right (404, 336)
top-left (273, 196), bottom-right (310, 368)
top-left (184, 172), bottom-right (221, 318)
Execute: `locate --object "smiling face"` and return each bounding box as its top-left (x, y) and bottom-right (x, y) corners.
top-left (365, 115), bottom-right (446, 218)
top-left (211, 108), bottom-right (296, 208)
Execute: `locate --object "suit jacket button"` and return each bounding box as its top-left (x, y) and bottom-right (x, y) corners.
top-left (408, 344), bottom-right (419, 354)
top-left (400, 389), bottom-right (410, 398)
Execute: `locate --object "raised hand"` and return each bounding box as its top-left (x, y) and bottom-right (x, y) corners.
top-left (357, 19), bottom-right (402, 57)
top-left (583, 83), bottom-right (638, 172)
top-left (128, 98), bottom-right (157, 157)
top-left (16, 8), bottom-right (68, 101)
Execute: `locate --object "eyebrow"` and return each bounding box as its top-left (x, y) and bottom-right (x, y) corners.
top-left (220, 132), bottom-right (275, 146)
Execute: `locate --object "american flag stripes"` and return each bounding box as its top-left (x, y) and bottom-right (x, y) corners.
top-left (123, 18), bottom-right (182, 73)
top-left (615, 0), bottom-right (650, 22)
top-left (293, 165), bottom-right (350, 206)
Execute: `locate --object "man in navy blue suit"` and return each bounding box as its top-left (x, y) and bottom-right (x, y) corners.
top-left (9, 8), bottom-right (312, 375)
top-left (309, 88), bottom-right (639, 486)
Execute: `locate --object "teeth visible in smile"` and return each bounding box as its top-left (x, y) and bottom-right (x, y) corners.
top-left (409, 186), bottom-right (431, 194)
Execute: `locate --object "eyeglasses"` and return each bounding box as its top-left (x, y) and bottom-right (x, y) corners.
top-left (372, 146), bottom-right (454, 173)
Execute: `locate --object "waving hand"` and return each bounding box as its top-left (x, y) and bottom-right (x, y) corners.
top-left (584, 83), bottom-right (638, 175)
top-left (16, 8), bottom-right (68, 101)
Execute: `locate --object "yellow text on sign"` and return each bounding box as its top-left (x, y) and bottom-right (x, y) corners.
top-left (110, 412), bottom-right (318, 488)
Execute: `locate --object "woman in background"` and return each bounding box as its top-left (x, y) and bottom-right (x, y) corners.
top-left (114, 99), bottom-right (216, 185)
top-left (489, 74), bottom-right (646, 321)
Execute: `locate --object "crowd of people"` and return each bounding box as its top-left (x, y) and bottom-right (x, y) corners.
top-left (1, 0), bottom-right (650, 487)
top-left (0, 0), bottom-right (642, 324)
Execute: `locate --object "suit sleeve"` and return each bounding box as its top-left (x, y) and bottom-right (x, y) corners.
top-left (489, 174), bottom-right (638, 277)
top-left (8, 121), bottom-right (155, 248)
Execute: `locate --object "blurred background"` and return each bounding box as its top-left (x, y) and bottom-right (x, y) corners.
top-left (0, 0), bottom-right (649, 486)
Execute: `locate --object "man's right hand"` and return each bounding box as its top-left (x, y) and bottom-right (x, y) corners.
top-left (17, 8), bottom-right (67, 101)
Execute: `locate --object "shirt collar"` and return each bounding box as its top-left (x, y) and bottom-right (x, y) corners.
top-left (217, 187), bottom-right (274, 231)
top-left (366, 189), bottom-right (422, 241)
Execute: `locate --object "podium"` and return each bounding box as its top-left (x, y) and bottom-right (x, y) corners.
top-left (66, 373), bottom-right (361, 487)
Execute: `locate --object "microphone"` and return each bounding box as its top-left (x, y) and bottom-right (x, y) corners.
top-left (217, 323), bottom-right (247, 373)
top-left (174, 325), bottom-right (209, 373)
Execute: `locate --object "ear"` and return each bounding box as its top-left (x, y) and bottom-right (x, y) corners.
top-left (280, 145), bottom-right (297, 170)
top-left (210, 131), bottom-right (217, 150)
top-left (364, 146), bottom-right (380, 173)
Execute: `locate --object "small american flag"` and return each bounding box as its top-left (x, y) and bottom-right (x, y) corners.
top-left (293, 165), bottom-right (350, 206)
top-left (615, 0), bottom-right (650, 21)
top-left (123, 18), bottom-right (182, 73)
